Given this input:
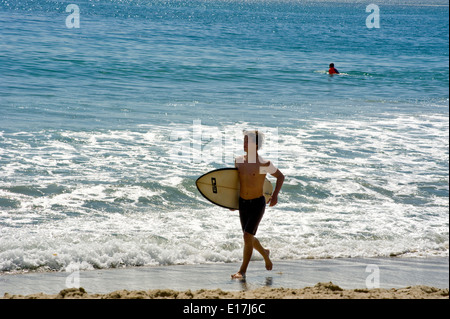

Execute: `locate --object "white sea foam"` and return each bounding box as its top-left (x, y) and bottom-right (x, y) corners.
top-left (0, 113), bottom-right (448, 272)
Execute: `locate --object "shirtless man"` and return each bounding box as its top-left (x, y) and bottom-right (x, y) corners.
top-left (231, 130), bottom-right (285, 279)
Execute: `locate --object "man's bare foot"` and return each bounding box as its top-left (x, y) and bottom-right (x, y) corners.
top-left (231, 272), bottom-right (245, 279)
top-left (264, 249), bottom-right (273, 271)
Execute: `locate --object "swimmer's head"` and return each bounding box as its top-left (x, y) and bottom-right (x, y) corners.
top-left (329, 63), bottom-right (335, 68)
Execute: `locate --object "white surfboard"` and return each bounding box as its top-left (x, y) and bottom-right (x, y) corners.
top-left (196, 168), bottom-right (273, 209)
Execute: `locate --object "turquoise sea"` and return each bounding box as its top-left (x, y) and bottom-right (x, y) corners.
top-left (0, 0), bottom-right (448, 273)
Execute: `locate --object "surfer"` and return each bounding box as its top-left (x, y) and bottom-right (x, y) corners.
top-left (231, 130), bottom-right (285, 279)
top-left (328, 63), bottom-right (339, 75)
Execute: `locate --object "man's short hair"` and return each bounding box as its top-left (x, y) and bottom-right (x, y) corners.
top-left (244, 130), bottom-right (265, 150)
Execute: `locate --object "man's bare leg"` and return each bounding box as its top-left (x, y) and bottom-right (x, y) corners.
top-left (232, 233), bottom-right (273, 279)
top-left (252, 237), bottom-right (273, 271)
top-left (231, 232), bottom-right (254, 279)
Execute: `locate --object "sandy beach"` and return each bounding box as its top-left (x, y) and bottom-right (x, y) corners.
top-left (3, 282), bottom-right (448, 299)
top-left (1, 258), bottom-right (448, 299)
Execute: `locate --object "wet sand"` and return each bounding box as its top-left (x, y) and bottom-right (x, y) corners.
top-left (1, 257), bottom-right (448, 299)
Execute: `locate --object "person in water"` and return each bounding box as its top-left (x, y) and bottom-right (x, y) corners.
top-left (328, 63), bottom-right (340, 75)
top-left (231, 130), bottom-right (285, 280)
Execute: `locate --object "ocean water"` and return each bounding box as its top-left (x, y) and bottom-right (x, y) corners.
top-left (0, 0), bottom-right (448, 273)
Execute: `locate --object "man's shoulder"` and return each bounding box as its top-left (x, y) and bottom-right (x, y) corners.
top-left (235, 155), bottom-right (245, 164)
top-left (258, 156), bottom-right (278, 175)
top-left (258, 155), bottom-right (270, 166)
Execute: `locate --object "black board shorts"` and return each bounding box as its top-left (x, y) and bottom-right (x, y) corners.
top-left (239, 196), bottom-right (266, 235)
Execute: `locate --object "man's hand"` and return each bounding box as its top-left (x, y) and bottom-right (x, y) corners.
top-left (268, 194), bottom-right (278, 207)
top-left (269, 169), bottom-right (284, 207)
